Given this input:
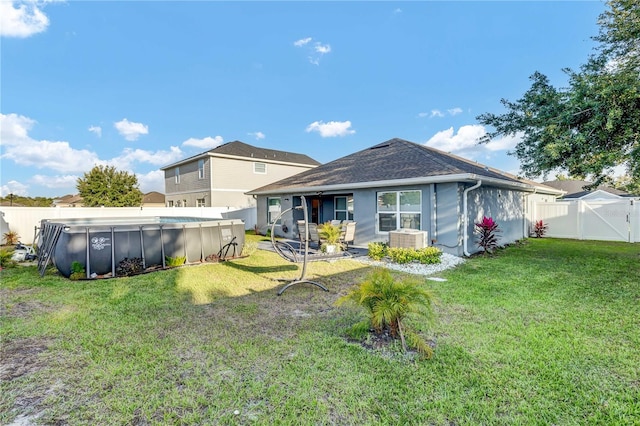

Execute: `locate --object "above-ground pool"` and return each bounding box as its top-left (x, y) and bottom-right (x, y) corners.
top-left (37, 216), bottom-right (245, 278)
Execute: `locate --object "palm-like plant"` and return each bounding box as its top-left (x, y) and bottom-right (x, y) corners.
top-left (3, 230), bottom-right (19, 246)
top-left (337, 268), bottom-right (436, 358)
top-left (475, 216), bottom-right (501, 254)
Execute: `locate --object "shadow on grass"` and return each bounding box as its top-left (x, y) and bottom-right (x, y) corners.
top-left (223, 260), bottom-right (298, 275)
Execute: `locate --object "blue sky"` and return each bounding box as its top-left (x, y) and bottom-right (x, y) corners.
top-left (1, 1), bottom-right (606, 198)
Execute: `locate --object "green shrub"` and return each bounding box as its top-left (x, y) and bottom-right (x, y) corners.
top-left (165, 255), bottom-right (186, 267)
top-left (69, 261), bottom-right (85, 280)
top-left (318, 222), bottom-right (342, 245)
top-left (367, 242), bottom-right (388, 260)
top-left (414, 247), bottom-right (443, 264)
top-left (336, 268), bottom-right (436, 359)
top-left (0, 249), bottom-right (16, 268)
top-left (387, 247), bottom-right (442, 264)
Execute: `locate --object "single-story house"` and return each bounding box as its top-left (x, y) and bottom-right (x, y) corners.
top-left (52, 194), bottom-right (84, 207)
top-left (247, 138), bottom-right (562, 256)
top-left (541, 180), bottom-right (631, 200)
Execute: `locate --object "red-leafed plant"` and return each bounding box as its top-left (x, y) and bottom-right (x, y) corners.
top-left (475, 216), bottom-right (501, 254)
top-left (533, 220), bottom-right (548, 238)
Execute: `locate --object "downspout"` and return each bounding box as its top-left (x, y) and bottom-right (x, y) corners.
top-left (463, 180), bottom-right (482, 257)
top-left (523, 187), bottom-right (537, 238)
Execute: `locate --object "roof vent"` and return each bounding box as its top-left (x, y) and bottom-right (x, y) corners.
top-left (370, 144), bottom-right (390, 150)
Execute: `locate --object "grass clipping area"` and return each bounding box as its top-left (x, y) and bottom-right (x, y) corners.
top-left (1, 236), bottom-right (639, 424)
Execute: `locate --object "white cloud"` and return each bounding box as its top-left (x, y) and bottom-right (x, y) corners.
top-left (110, 146), bottom-right (183, 170)
top-left (294, 37), bottom-right (312, 47)
top-left (88, 125), bottom-right (102, 137)
top-left (0, 180), bottom-right (29, 197)
top-left (182, 136), bottom-right (224, 150)
top-left (0, 1), bottom-right (50, 38)
top-left (314, 43), bottom-right (331, 54)
top-left (136, 170), bottom-right (165, 194)
top-left (294, 37), bottom-right (331, 65)
top-left (30, 174), bottom-right (79, 189)
top-left (425, 125), bottom-right (522, 159)
top-left (248, 131), bottom-right (265, 140)
top-left (0, 113), bottom-right (101, 173)
top-left (425, 107), bottom-right (464, 118)
top-left (306, 120), bottom-right (355, 138)
top-left (114, 118), bottom-right (149, 141)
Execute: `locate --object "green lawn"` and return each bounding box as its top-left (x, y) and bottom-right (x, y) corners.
top-left (1, 237), bottom-right (639, 425)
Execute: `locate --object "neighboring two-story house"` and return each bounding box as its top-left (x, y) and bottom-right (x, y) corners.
top-left (161, 141), bottom-right (320, 208)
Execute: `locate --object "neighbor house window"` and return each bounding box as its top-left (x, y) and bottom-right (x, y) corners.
top-left (377, 190), bottom-right (421, 232)
top-left (197, 198), bottom-right (205, 207)
top-left (334, 196), bottom-right (354, 221)
top-left (198, 159), bottom-right (205, 179)
top-left (254, 162), bottom-right (267, 174)
top-left (175, 167), bottom-right (180, 184)
top-left (167, 201), bottom-right (174, 207)
top-left (267, 197), bottom-right (281, 224)
top-left (183, 199), bottom-right (187, 207)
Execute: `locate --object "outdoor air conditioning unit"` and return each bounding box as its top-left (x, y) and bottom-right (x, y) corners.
top-left (388, 229), bottom-right (428, 249)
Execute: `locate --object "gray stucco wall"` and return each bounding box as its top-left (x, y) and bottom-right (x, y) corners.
top-left (433, 183), bottom-right (463, 256)
top-left (465, 184), bottom-right (526, 254)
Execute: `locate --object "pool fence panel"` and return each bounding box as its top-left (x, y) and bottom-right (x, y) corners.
top-left (534, 199), bottom-right (639, 243)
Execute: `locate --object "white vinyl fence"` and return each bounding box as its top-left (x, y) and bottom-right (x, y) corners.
top-left (534, 199), bottom-right (639, 243)
top-left (0, 206), bottom-right (257, 245)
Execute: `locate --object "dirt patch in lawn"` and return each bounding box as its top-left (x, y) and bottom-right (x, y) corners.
top-left (0, 337), bottom-right (53, 382)
top-left (0, 288), bottom-right (53, 319)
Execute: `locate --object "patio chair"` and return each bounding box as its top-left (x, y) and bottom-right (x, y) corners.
top-left (339, 221), bottom-right (357, 251)
top-left (297, 220), bottom-right (321, 249)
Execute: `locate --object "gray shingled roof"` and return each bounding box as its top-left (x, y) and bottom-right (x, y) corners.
top-left (161, 141), bottom-right (320, 169)
top-left (249, 138), bottom-right (557, 194)
top-left (541, 180), bottom-right (629, 198)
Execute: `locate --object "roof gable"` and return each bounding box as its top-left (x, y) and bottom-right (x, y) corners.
top-left (162, 141), bottom-right (320, 169)
top-left (249, 138), bottom-right (547, 194)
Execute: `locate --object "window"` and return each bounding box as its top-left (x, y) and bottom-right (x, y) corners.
top-left (377, 190), bottom-right (421, 232)
top-left (267, 197), bottom-right (281, 224)
top-left (183, 199), bottom-right (187, 207)
top-left (175, 167), bottom-right (180, 184)
top-left (334, 196), bottom-right (354, 221)
top-left (197, 198), bottom-right (205, 207)
top-left (198, 159), bottom-right (205, 179)
top-left (167, 201), bottom-right (174, 207)
top-left (254, 162), bottom-right (267, 174)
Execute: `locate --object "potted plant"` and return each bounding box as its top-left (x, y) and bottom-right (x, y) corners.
top-left (319, 221), bottom-right (342, 253)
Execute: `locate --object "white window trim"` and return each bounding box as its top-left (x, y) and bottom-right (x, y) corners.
top-left (376, 190), bottom-right (422, 233)
top-left (334, 196), bottom-right (354, 221)
top-left (198, 159), bottom-right (205, 179)
top-left (267, 197), bottom-right (281, 224)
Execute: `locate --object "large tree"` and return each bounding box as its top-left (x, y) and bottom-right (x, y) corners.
top-left (477, 0), bottom-right (639, 187)
top-left (77, 165), bottom-right (143, 207)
